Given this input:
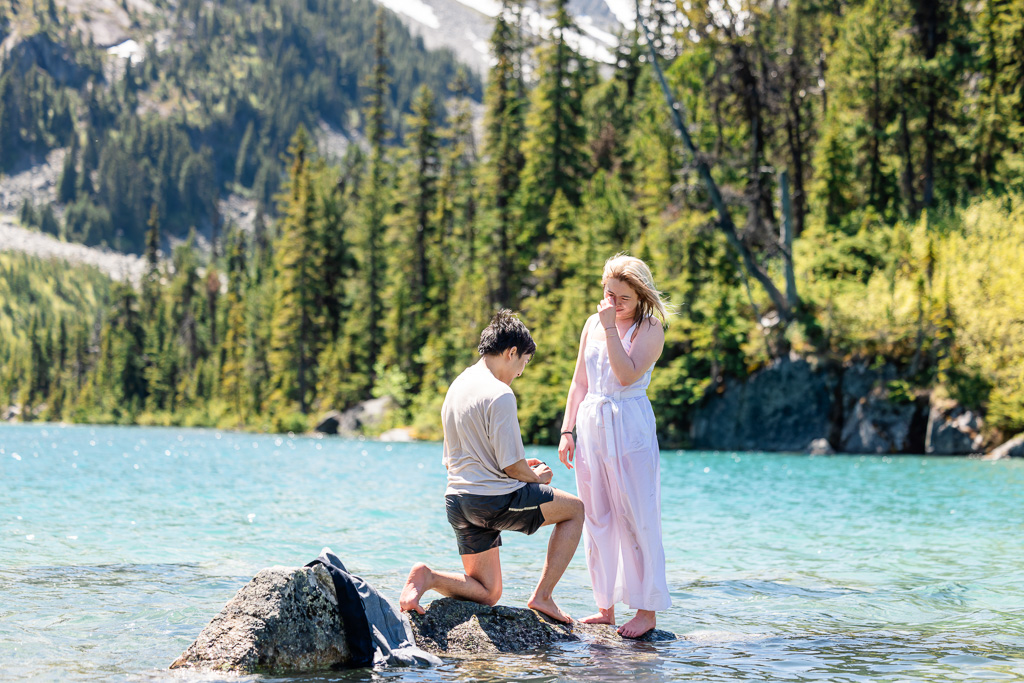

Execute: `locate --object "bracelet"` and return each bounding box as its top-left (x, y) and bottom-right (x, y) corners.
top-left (560, 430), bottom-right (574, 436)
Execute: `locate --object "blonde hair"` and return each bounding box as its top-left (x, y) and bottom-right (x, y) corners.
top-left (602, 254), bottom-right (670, 332)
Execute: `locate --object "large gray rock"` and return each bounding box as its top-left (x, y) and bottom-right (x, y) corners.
top-left (839, 390), bottom-right (927, 454)
top-left (170, 565), bottom-right (350, 674)
top-left (172, 571), bottom-right (677, 674)
top-left (409, 598), bottom-right (675, 657)
top-left (985, 433), bottom-right (1024, 460)
top-left (926, 399), bottom-right (984, 454)
top-left (690, 357), bottom-right (837, 451)
top-left (316, 397), bottom-right (395, 436)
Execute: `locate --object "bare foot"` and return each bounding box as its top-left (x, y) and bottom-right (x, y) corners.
top-left (399, 563), bottom-right (432, 615)
top-left (527, 594), bottom-right (573, 624)
top-left (617, 609), bottom-right (656, 638)
top-left (579, 607), bottom-right (615, 625)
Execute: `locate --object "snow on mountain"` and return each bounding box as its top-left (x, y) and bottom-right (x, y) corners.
top-left (375, 0), bottom-right (626, 75)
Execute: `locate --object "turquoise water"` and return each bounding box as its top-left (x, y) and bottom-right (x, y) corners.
top-left (2, 424), bottom-right (1023, 682)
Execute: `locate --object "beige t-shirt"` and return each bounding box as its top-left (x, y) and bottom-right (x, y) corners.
top-left (442, 360), bottom-right (527, 496)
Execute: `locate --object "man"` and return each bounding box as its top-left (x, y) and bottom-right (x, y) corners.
top-left (400, 310), bottom-right (584, 624)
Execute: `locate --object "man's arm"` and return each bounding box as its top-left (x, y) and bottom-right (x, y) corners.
top-left (504, 459), bottom-right (553, 485)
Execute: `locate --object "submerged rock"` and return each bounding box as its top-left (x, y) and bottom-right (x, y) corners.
top-left (806, 438), bottom-right (836, 455)
top-left (170, 565), bottom-right (350, 674)
top-left (408, 598), bottom-right (675, 657)
top-left (985, 433), bottom-right (1024, 460)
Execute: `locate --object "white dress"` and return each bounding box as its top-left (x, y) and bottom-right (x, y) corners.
top-left (575, 317), bottom-right (672, 612)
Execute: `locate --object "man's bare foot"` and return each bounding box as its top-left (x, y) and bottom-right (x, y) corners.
top-left (399, 563), bottom-right (432, 615)
top-left (527, 594), bottom-right (573, 624)
top-left (579, 607), bottom-right (615, 625)
top-left (617, 609), bottom-right (656, 638)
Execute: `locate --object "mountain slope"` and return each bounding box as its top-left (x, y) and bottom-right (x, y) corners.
top-left (0, 0), bottom-right (481, 253)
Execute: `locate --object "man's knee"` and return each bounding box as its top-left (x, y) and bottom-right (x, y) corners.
top-left (482, 585), bottom-right (503, 606)
top-left (567, 494), bottom-right (584, 521)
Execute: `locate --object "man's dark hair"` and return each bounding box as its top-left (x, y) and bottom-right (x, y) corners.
top-left (478, 309), bottom-right (536, 357)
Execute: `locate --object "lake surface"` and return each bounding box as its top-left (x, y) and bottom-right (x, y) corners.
top-left (1, 424), bottom-right (1023, 682)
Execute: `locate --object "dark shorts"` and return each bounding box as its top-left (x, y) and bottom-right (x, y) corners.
top-left (446, 483), bottom-right (556, 555)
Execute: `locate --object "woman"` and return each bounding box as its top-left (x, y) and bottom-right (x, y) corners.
top-left (558, 254), bottom-right (671, 637)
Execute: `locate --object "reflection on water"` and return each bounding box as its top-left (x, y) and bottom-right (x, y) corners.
top-left (2, 424), bottom-right (1024, 681)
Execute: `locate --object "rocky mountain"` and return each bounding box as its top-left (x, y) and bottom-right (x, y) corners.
top-left (380, 0), bottom-right (625, 75)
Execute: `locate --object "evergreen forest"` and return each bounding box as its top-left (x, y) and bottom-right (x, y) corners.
top-left (2, 0), bottom-right (1023, 447)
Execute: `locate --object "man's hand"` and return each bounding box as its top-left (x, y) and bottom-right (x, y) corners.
top-left (504, 458), bottom-right (551, 484)
top-left (531, 461), bottom-right (553, 485)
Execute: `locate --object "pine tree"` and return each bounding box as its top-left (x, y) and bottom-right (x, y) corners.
top-left (516, 0), bottom-right (591, 277)
top-left (382, 85), bottom-right (439, 393)
top-left (58, 138), bottom-right (79, 204)
top-left (267, 126), bottom-right (322, 414)
top-left (478, 2), bottom-right (526, 307)
top-left (345, 9), bottom-right (392, 395)
top-left (220, 230), bottom-right (248, 420)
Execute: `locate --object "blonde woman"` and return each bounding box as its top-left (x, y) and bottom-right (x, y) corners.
top-left (558, 254), bottom-right (671, 637)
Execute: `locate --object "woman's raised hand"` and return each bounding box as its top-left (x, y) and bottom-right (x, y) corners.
top-left (558, 433), bottom-right (575, 470)
top-left (597, 298), bottom-right (617, 329)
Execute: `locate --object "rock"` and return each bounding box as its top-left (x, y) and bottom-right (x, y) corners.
top-left (172, 570), bottom-right (678, 675)
top-left (379, 427), bottom-right (413, 442)
top-left (2, 404), bottom-right (21, 422)
top-left (170, 565), bottom-right (350, 674)
top-left (806, 438), bottom-right (835, 455)
top-left (926, 398), bottom-right (985, 455)
top-left (408, 598), bottom-right (675, 657)
top-left (5, 33), bottom-right (97, 87)
top-left (314, 410), bottom-right (343, 435)
top-left (691, 357), bottom-right (837, 451)
top-left (317, 397), bottom-right (396, 437)
top-left (839, 389), bottom-right (927, 454)
top-left (985, 433), bottom-right (1024, 460)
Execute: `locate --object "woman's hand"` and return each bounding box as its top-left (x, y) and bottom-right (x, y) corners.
top-left (597, 298), bottom-right (617, 330)
top-left (558, 433), bottom-right (575, 470)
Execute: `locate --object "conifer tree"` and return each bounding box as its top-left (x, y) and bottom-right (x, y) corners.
top-left (58, 137), bottom-right (79, 204)
top-left (220, 230), bottom-right (248, 419)
top-left (382, 85), bottom-right (439, 392)
top-left (343, 9), bottom-right (392, 396)
top-left (267, 126), bottom-right (322, 413)
top-left (516, 0), bottom-right (591, 276)
top-left (478, 2), bottom-right (526, 307)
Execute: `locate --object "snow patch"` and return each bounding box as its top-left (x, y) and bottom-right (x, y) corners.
top-left (600, 0), bottom-right (636, 29)
top-left (106, 39), bottom-right (145, 63)
top-left (377, 0), bottom-right (441, 29)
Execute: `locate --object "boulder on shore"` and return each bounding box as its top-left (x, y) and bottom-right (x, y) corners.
top-left (315, 397), bottom-right (395, 436)
top-left (926, 398), bottom-right (985, 454)
top-left (691, 357), bottom-right (836, 451)
top-left (840, 390), bottom-right (927, 454)
top-left (985, 433), bottom-right (1024, 460)
top-left (172, 569), bottom-right (677, 674)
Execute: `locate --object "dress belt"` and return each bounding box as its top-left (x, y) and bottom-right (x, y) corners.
top-left (582, 388), bottom-right (648, 459)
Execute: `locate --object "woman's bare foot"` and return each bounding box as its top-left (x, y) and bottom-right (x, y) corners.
top-left (579, 607), bottom-right (615, 625)
top-left (617, 609), bottom-right (656, 638)
top-left (399, 563), bottom-right (432, 615)
top-left (527, 594), bottom-right (573, 624)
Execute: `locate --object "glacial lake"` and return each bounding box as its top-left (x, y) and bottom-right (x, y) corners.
top-left (1, 423), bottom-right (1023, 681)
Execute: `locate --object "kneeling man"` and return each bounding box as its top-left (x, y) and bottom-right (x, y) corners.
top-left (400, 310), bottom-right (584, 624)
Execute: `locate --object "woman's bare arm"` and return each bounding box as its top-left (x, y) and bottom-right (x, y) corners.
top-left (558, 316), bottom-right (593, 469)
top-left (603, 317), bottom-right (664, 387)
